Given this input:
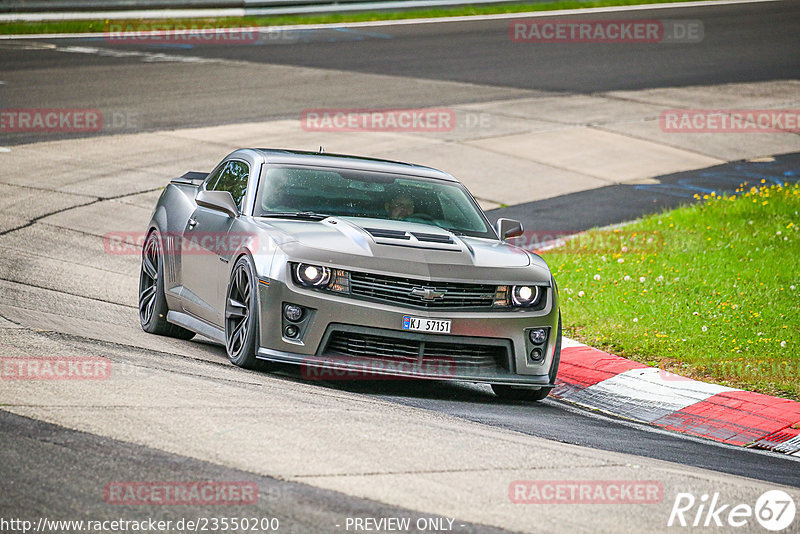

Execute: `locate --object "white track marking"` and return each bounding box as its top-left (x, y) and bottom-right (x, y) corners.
top-left (55, 45), bottom-right (215, 63)
top-left (566, 367), bottom-right (738, 423)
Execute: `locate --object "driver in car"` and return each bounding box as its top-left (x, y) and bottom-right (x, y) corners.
top-left (385, 194), bottom-right (415, 220)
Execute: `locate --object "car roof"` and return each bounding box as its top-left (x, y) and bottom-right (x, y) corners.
top-left (252, 148), bottom-right (458, 182)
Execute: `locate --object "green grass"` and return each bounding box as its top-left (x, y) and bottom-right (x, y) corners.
top-left (543, 182), bottom-right (800, 400)
top-left (1, 0), bottom-right (707, 35)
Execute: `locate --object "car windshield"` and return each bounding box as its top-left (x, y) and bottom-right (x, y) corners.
top-left (255, 165), bottom-right (495, 238)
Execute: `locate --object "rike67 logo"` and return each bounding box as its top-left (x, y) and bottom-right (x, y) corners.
top-left (668, 490), bottom-right (796, 531)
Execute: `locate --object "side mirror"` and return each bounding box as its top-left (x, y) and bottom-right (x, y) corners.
top-left (196, 190), bottom-right (239, 218)
top-left (496, 218), bottom-right (524, 240)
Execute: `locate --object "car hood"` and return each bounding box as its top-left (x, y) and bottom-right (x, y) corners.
top-left (253, 216), bottom-right (551, 283)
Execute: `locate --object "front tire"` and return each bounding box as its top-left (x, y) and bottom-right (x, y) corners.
top-left (139, 230), bottom-right (195, 340)
top-left (225, 256), bottom-right (263, 369)
top-left (491, 384), bottom-right (551, 401)
top-left (492, 313), bottom-right (562, 402)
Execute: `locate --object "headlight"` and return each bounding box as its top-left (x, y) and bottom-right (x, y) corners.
top-left (492, 285), bottom-right (543, 307)
top-left (295, 263), bottom-right (331, 287)
top-left (511, 285), bottom-right (539, 307)
top-left (291, 263), bottom-right (350, 293)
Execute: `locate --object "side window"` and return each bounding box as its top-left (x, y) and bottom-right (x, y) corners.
top-left (204, 165), bottom-right (224, 191)
top-left (209, 160), bottom-right (249, 211)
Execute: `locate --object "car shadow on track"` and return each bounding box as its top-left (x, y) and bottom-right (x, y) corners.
top-left (190, 337), bottom-right (553, 406)
top-left (265, 361), bottom-right (555, 407)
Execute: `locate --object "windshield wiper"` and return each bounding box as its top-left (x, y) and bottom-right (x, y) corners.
top-left (259, 211), bottom-right (331, 221)
top-left (439, 226), bottom-right (467, 236)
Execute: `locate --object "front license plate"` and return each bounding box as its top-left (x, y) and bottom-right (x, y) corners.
top-left (402, 316), bottom-right (451, 334)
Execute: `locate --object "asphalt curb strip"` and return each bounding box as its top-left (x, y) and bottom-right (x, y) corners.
top-left (555, 337), bottom-right (800, 456)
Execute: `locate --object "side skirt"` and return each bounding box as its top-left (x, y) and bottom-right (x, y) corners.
top-left (167, 310), bottom-right (225, 344)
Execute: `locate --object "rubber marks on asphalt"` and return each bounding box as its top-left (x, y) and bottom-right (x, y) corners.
top-left (553, 339), bottom-right (800, 456)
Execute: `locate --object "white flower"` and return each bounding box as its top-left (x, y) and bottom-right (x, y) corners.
top-left (692, 311), bottom-right (699, 315)
top-left (617, 258), bottom-right (625, 264)
top-left (639, 276), bottom-right (646, 283)
top-left (791, 285), bottom-right (796, 290)
top-left (594, 274), bottom-right (601, 280)
top-left (777, 231), bottom-right (782, 235)
top-left (578, 291), bottom-right (585, 297)
top-left (656, 275), bottom-right (664, 282)
top-left (633, 318), bottom-right (638, 323)
top-left (621, 246), bottom-right (629, 252)
top-left (601, 255), bottom-right (607, 262)
top-left (781, 341), bottom-right (787, 348)
top-left (624, 275), bottom-right (631, 281)
top-left (702, 326), bottom-right (708, 332)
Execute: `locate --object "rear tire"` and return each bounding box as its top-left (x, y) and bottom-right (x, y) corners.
top-left (139, 230), bottom-right (195, 340)
top-left (492, 313), bottom-right (562, 402)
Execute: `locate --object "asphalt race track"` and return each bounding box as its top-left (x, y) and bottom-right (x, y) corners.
top-left (1, 1), bottom-right (799, 532)
top-left (1, 0), bottom-right (798, 145)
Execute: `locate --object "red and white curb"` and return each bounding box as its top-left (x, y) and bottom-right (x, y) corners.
top-left (554, 338), bottom-right (800, 456)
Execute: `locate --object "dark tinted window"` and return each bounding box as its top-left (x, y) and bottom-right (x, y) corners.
top-left (256, 166), bottom-right (493, 238)
top-left (210, 160), bottom-right (249, 210)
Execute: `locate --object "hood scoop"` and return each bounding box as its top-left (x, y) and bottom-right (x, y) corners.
top-left (410, 231), bottom-right (454, 244)
top-left (365, 226), bottom-right (460, 251)
top-left (365, 228), bottom-right (455, 244)
top-left (365, 228), bottom-right (410, 240)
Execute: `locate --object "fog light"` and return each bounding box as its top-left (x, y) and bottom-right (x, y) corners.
top-left (530, 348), bottom-right (543, 361)
top-left (529, 328), bottom-right (547, 344)
top-left (284, 325), bottom-right (299, 338)
top-left (284, 304), bottom-right (303, 322)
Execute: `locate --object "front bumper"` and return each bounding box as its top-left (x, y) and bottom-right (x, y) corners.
top-left (256, 277), bottom-right (560, 386)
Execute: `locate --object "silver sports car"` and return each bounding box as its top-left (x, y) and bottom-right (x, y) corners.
top-left (139, 149), bottom-right (561, 400)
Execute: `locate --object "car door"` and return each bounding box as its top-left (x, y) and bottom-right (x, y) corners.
top-left (180, 159), bottom-right (250, 327)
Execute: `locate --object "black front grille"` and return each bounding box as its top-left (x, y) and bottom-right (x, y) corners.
top-left (324, 331), bottom-right (509, 372)
top-left (349, 271), bottom-right (497, 309)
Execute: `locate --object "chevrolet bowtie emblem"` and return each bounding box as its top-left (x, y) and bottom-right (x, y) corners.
top-left (410, 286), bottom-right (447, 301)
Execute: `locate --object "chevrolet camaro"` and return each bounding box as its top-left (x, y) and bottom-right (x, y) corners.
top-left (139, 149), bottom-right (561, 400)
